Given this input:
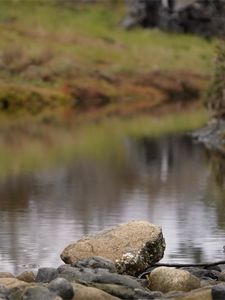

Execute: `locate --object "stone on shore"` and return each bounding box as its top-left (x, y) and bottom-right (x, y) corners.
top-left (17, 271), bottom-right (36, 283)
top-left (0, 277), bottom-right (29, 290)
top-left (35, 267), bottom-right (58, 283)
top-left (22, 286), bottom-right (62, 300)
top-left (182, 267), bottom-right (225, 282)
top-left (174, 287), bottom-right (212, 300)
top-left (212, 283), bottom-right (225, 300)
top-left (73, 256), bottom-right (116, 273)
top-left (48, 278), bottom-right (74, 300)
top-left (72, 283), bottom-right (121, 300)
top-left (61, 220), bottom-right (165, 276)
top-left (88, 282), bottom-right (163, 300)
top-left (0, 273), bottom-right (15, 279)
top-left (56, 265), bottom-right (143, 289)
top-left (149, 267), bottom-right (201, 293)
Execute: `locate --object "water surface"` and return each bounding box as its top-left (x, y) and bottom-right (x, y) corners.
top-left (0, 134), bottom-right (225, 274)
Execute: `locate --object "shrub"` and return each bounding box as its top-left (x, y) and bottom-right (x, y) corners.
top-left (206, 39), bottom-right (225, 118)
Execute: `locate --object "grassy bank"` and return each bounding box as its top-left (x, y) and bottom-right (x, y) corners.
top-left (0, 1), bottom-right (214, 120)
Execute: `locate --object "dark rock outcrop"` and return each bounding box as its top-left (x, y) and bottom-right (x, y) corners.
top-left (123, 0), bottom-right (225, 37)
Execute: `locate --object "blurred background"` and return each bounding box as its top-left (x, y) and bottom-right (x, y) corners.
top-left (0, 0), bottom-right (225, 274)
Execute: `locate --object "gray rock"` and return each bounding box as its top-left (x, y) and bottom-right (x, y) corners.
top-left (205, 265), bottom-right (222, 272)
top-left (48, 278), bottom-right (74, 300)
top-left (61, 220), bottom-right (165, 276)
top-left (36, 268), bottom-right (58, 283)
top-left (0, 278), bottom-right (30, 300)
top-left (123, 0), bottom-right (163, 29)
top-left (92, 271), bottom-right (143, 289)
top-left (89, 283), bottom-right (163, 300)
top-left (182, 267), bottom-right (224, 281)
top-left (0, 288), bottom-right (8, 299)
top-left (192, 119), bottom-right (225, 155)
top-left (200, 278), bottom-right (218, 288)
top-left (123, 0), bottom-right (225, 37)
top-left (22, 286), bottom-right (61, 300)
top-left (73, 256), bottom-right (116, 273)
top-left (57, 266), bottom-right (98, 283)
top-left (212, 283), bottom-right (225, 300)
top-left (57, 266), bottom-right (142, 289)
top-left (149, 267), bottom-right (201, 293)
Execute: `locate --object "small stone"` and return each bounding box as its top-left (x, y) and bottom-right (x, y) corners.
top-left (0, 287), bottom-right (8, 299)
top-left (89, 283), bottom-right (163, 300)
top-left (22, 286), bottom-right (61, 300)
top-left (212, 283), bottom-right (225, 300)
top-left (0, 273), bottom-right (15, 279)
top-left (73, 256), bottom-right (116, 273)
top-left (72, 284), bottom-right (120, 300)
top-left (149, 267), bottom-right (201, 293)
top-left (36, 267), bottom-right (57, 283)
top-left (48, 278), bottom-right (74, 300)
top-left (183, 267), bottom-right (223, 281)
top-left (172, 287), bottom-right (212, 300)
top-left (17, 271), bottom-right (36, 283)
top-left (0, 278), bottom-right (29, 289)
top-left (205, 265), bottom-right (222, 272)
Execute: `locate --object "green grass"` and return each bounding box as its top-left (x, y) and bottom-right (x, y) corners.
top-left (0, 0), bottom-right (215, 86)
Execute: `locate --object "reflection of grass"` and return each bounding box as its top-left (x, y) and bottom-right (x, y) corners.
top-left (0, 110), bottom-right (207, 177)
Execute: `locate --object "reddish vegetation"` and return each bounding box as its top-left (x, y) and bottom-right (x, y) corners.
top-left (68, 70), bottom-right (209, 121)
top-left (0, 70), bottom-right (209, 123)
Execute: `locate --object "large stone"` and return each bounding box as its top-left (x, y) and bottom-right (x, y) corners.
top-left (149, 267), bottom-right (201, 293)
top-left (61, 221), bottom-right (165, 276)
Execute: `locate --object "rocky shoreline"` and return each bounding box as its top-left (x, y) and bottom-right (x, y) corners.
top-left (1, 221), bottom-right (225, 300)
top-left (192, 118), bottom-right (225, 154)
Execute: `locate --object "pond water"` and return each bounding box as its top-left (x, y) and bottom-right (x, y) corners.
top-left (0, 134), bottom-right (225, 274)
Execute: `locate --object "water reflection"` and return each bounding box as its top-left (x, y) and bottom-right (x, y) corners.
top-left (0, 134), bottom-right (225, 274)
